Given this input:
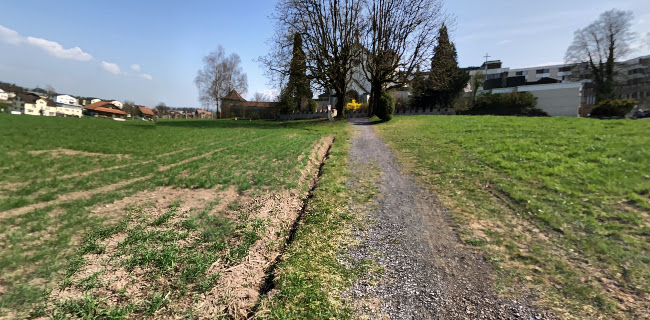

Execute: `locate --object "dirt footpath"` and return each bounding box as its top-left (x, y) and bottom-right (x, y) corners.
top-left (346, 119), bottom-right (556, 320)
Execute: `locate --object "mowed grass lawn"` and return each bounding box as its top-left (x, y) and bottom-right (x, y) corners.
top-left (0, 114), bottom-right (343, 318)
top-left (374, 116), bottom-right (649, 319)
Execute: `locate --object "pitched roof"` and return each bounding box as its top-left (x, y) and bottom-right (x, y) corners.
top-left (138, 106), bottom-right (155, 116)
top-left (44, 98), bottom-right (56, 107)
top-left (196, 109), bottom-right (212, 114)
top-left (83, 101), bottom-right (115, 110)
top-left (16, 93), bottom-right (40, 104)
top-left (223, 90), bottom-right (246, 102)
top-left (94, 107), bottom-right (126, 115)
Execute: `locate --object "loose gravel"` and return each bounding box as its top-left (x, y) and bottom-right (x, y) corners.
top-left (344, 118), bottom-right (557, 320)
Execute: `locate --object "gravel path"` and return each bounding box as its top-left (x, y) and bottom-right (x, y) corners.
top-left (345, 118), bottom-right (556, 320)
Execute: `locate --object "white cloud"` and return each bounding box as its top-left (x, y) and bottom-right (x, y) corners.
top-left (0, 25), bottom-right (22, 45)
top-left (131, 64), bottom-right (141, 71)
top-left (25, 36), bottom-right (92, 61)
top-left (140, 73), bottom-right (153, 80)
top-left (0, 24), bottom-right (92, 61)
top-left (101, 61), bottom-right (121, 74)
top-left (497, 40), bottom-right (511, 46)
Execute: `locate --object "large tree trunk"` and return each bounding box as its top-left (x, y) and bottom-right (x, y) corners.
top-left (369, 80), bottom-right (382, 117)
top-left (335, 91), bottom-right (346, 118)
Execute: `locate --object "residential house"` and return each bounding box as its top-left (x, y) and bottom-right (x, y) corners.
top-left (12, 93), bottom-right (57, 116)
top-left (137, 106), bottom-right (155, 120)
top-left (195, 109), bottom-right (212, 119)
top-left (56, 104), bottom-right (83, 118)
top-left (0, 89), bottom-right (8, 101)
top-left (110, 100), bottom-right (124, 109)
top-left (83, 101), bottom-right (126, 118)
top-left (52, 94), bottom-right (83, 117)
top-left (53, 94), bottom-right (79, 106)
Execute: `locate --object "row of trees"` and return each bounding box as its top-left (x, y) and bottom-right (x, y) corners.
top-left (261, 0), bottom-right (459, 120)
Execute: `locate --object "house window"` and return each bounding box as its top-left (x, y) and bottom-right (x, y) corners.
top-left (536, 68), bottom-right (550, 74)
top-left (559, 66), bottom-right (572, 72)
top-left (515, 71), bottom-right (523, 76)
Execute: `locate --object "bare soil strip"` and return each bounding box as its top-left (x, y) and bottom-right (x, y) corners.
top-left (27, 148), bottom-right (131, 159)
top-left (345, 119), bottom-right (556, 320)
top-left (41, 135), bottom-right (334, 319)
top-left (0, 138), bottom-right (239, 191)
top-left (0, 176), bottom-right (152, 219)
top-left (197, 135), bottom-right (334, 318)
top-left (157, 135), bottom-right (270, 171)
top-left (0, 136), bottom-right (267, 219)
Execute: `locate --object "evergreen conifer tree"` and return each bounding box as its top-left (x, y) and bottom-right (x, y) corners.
top-left (419, 24), bottom-right (469, 109)
top-left (287, 33), bottom-right (311, 110)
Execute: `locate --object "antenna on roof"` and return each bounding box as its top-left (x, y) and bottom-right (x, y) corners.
top-left (484, 53), bottom-right (490, 74)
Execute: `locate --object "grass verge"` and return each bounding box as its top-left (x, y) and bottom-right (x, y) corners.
top-left (373, 115), bottom-right (649, 319)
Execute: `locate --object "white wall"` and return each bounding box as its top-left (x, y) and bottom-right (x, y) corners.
top-left (486, 83), bottom-right (582, 117)
top-left (56, 105), bottom-right (83, 117)
top-left (55, 95), bottom-right (79, 106)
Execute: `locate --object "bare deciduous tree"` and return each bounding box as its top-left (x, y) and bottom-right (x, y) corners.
top-left (565, 9), bottom-right (635, 102)
top-left (45, 85), bottom-right (56, 98)
top-left (360, 0), bottom-right (446, 115)
top-left (252, 92), bottom-right (272, 102)
top-left (270, 0), bottom-right (363, 117)
top-left (195, 46), bottom-right (248, 118)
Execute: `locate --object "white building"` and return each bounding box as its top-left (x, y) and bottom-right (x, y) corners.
top-left (111, 100), bottom-right (123, 109)
top-left (491, 83), bottom-right (583, 117)
top-left (56, 104), bottom-right (83, 117)
top-left (0, 89), bottom-right (8, 101)
top-left (12, 93), bottom-right (57, 116)
top-left (90, 98), bottom-right (102, 104)
top-left (51, 94), bottom-right (83, 117)
top-left (53, 94), bottom-right (79, 106)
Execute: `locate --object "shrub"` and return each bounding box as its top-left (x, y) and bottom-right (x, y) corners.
top-left (464, 91), bottom-right (548, 116)
top-left (590, 99), bottom-right (637, 118)
top-left (376, 92), bottom-right (395, 121)
top-left (277, 87), bottom-right (296, 114)
top-left (307, 99), bottom-right (318, 112)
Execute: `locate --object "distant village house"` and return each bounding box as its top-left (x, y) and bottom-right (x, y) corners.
top-left (83, 101), bottom-right (126, 119)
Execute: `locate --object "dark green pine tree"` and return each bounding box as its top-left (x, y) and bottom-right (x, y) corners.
top-left (287, 33), bottom-right (312, 111)
top-left (427, 24), bottom-right (470, 109)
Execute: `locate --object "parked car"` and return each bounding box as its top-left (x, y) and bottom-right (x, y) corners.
top-left (633, 109), bottom-right (650, 119)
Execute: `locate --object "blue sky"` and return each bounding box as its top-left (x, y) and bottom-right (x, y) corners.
top-left (1, 0), bottom-right (648, 108)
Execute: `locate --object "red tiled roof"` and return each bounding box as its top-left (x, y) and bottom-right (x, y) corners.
top-left (196, 109), bottom-right (212, 114)
top-left (138, 106), bottom-right (154, 116)
top-left (94, 107), bottom-right (126, 115)
top-left (84, 101), bottom-right (114, 110)
top-left (223, 90), bottom-right (246, 102)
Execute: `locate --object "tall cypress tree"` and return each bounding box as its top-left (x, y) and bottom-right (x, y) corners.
top-left (426, 24), bottom-right (469, 109)
top-left (287, 33), bottom-right (311, 110)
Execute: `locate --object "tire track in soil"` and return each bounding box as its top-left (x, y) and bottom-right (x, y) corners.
top-left (345, 118), bottom-right (557, 320)
top-left (0, 136), bottom-right (241, 191)
top-left (0, 135), bottom-right (271, 220)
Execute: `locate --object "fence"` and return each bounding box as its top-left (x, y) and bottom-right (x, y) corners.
top-left (277, 107), bottom-right (455, 120)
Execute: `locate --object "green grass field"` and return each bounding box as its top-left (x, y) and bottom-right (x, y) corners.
top-left (374, 115), bottom-right (650, 319)
top-left (2, 114), bottom-right (648, 319)
top-left (0, 114), bottom-right (346, 319)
